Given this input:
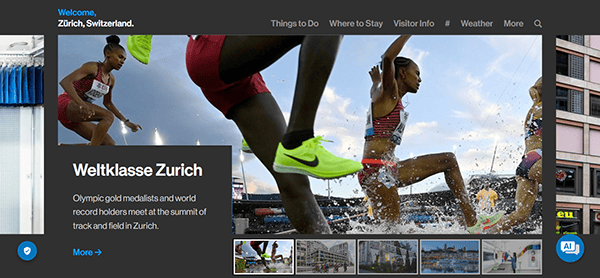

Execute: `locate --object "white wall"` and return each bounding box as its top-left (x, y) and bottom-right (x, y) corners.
top-left (0, 106), bottom-right (44, 234)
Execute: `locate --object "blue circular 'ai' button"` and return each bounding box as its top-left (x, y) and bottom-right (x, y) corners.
top-left (556, 234), bottom-right (584, 263)
top-left (17, 241), bottom-right (38, 261)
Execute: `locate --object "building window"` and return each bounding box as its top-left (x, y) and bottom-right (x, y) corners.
top-left (556, 166), bottom-right (580, 195)
top-left (591, 95), bottom-right (600, 117)
top-left (557, 124), bottom-right (584, 153)
top-left (557, 50), bottom-right (584, 80)
top-left (592, 210), bottom-right (600, 234)
top-left (557, 35), bottom-right (584, 45)
top-left (557, 51), bottom-right (568, 76)
top-left (591, 36), bottom-right (600, 51)
top-left (556, 86), bottom-right (584, 114)
top-left (556, 209), bottom-right (582, 234)
top-left (593, 168), bottom-right (600, 196)
top-left (571, 54), bottom-right (584, 79)
top-left (592, 130), bottom-right (600, 156)
top-left (592, 61), bottom-right (600, 84)
top-left (556, 87), bottom-right (568, 111)
top-left (570, 35), bottom-right (584, 45)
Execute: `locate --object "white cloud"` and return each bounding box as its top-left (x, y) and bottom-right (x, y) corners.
top-left (404, 121), bottom-right (438, 139)
top-left (486, 51), bottom-right (514, 77)
top-left (244, 173), bottom-right (278, 194)
top-left (315, 86), bottom-right (365, 158)
top-left (451, 110), bottom-right (472, 119)
top-left (402, 47), bottom-right (429, 72)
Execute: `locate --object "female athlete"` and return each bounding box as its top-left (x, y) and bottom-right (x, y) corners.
top-left (58, 35), bottom-right (141, 145)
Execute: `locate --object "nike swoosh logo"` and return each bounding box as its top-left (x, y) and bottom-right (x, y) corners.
top-left (285, 154), bottom-right (319, 167)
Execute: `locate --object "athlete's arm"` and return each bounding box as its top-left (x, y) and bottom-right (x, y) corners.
top-left (103, 76), bottom-right (142, 132)
top-left (59, 62), bottom-right (98, 118)
top-left (381, 35), bottom-right (411, 95)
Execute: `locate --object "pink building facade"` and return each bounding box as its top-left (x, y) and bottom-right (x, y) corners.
top-left (556, 35), bottom-right (600, 235)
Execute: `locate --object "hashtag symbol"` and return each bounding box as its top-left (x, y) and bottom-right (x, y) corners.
top-left (445, 20), bottom-right (450, 27)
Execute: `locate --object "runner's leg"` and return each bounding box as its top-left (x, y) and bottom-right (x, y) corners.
top-left (230, 93), bottom-right (331, 234)
top-left (394, 152), bottom-right (477, 227)
top-left (66, 101), bottom-right (116, 145)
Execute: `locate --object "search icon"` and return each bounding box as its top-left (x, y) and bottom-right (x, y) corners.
top-left (534, 19), bottom-right (542, 28)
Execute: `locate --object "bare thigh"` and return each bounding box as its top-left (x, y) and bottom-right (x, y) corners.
top-left (528, 160), bottom-right (542, 184)
top-left (66, 99), bottom-right (114, 123)
top-left (395, 153), bottom-right (457, 186)
top-left (71, 122), bottom-right (116, 145)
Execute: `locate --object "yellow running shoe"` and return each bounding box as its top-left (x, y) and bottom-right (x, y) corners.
top-left (127, 35), bottom-right (153, 65)
top-left (273, 136), bottom-right (363, 179)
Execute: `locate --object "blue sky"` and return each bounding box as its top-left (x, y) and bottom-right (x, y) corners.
top-left (234, 240), bottom-right (293, 259)
top-left (58, 35), bottom-right (541, 198)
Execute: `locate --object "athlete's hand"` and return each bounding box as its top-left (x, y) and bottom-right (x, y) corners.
top-left (126, 121), bottom-right (142, 132)
top-left (79, 104), bottom-right (95, 119)
top-left (369, 66), bottom-right (381, 84)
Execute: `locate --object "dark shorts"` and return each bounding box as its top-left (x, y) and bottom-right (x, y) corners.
top-left (250, 241), bottom-right (266, 251)
top-left (515, 149), bottom-right (542, 178)
top-left (57, 92), bottom-right (79, 130)
top-left (185, 35), bottom-right (270, 118)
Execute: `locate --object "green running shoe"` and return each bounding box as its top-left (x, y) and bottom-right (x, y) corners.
top-left (468, 211), bottom-right (505, 234)
top-left (480, 211), bottom-right (504, 231)
top-left (127, 35), bottom-right (153, 65)
top-left (467, 224), bottom-right (482, 234)
top-left (273, 136), bottom-right (363, 179)
top-left (242, 139), bottom-right (252, 153)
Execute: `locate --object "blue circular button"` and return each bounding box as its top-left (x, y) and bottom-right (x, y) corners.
top-left (556, 234), bottom-right (584, 263)
top-left (17, 241), bottom-right (37, 261)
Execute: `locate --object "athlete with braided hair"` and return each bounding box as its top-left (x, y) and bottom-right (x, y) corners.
top-left (58, 35), bottom-right (141, 145)
top-left (359, 35), bottom-right (500, 233)
top-left (485, 77), bottom-right (542, 234)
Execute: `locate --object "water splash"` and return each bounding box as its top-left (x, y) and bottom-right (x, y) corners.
top-left (346, 219), bottom-right (469, 234)
top-left (242, 262), bottom-right (293, 274)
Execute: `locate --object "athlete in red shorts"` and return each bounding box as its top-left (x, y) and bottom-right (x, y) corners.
top-left (127, 35), bottom-right (362, 234)
top-left (58, 35), bottom-right (141, 145)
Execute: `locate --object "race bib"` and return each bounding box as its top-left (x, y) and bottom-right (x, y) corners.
top-left (365, 104), bottom-right (374, 137)
top-left (82, 79), bottom-right (109, 102)
top-left (390, 110), bottom-right (409, 145)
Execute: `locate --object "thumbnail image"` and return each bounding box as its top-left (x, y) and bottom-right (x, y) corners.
top-left (421, 240), bottom-right (479, 274)
top-left (556, 35), bottom-right (600, 235)
top-left (234, 240), bottom-right (293, 274)
top-left (482, 240), bottom-right (541, 275)
top-left (0, 35), bottom-right (44, 235)
top-left (296, 240), bottom-right (355, 274)
top-left (358, 240), bottom-right (417, 274)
